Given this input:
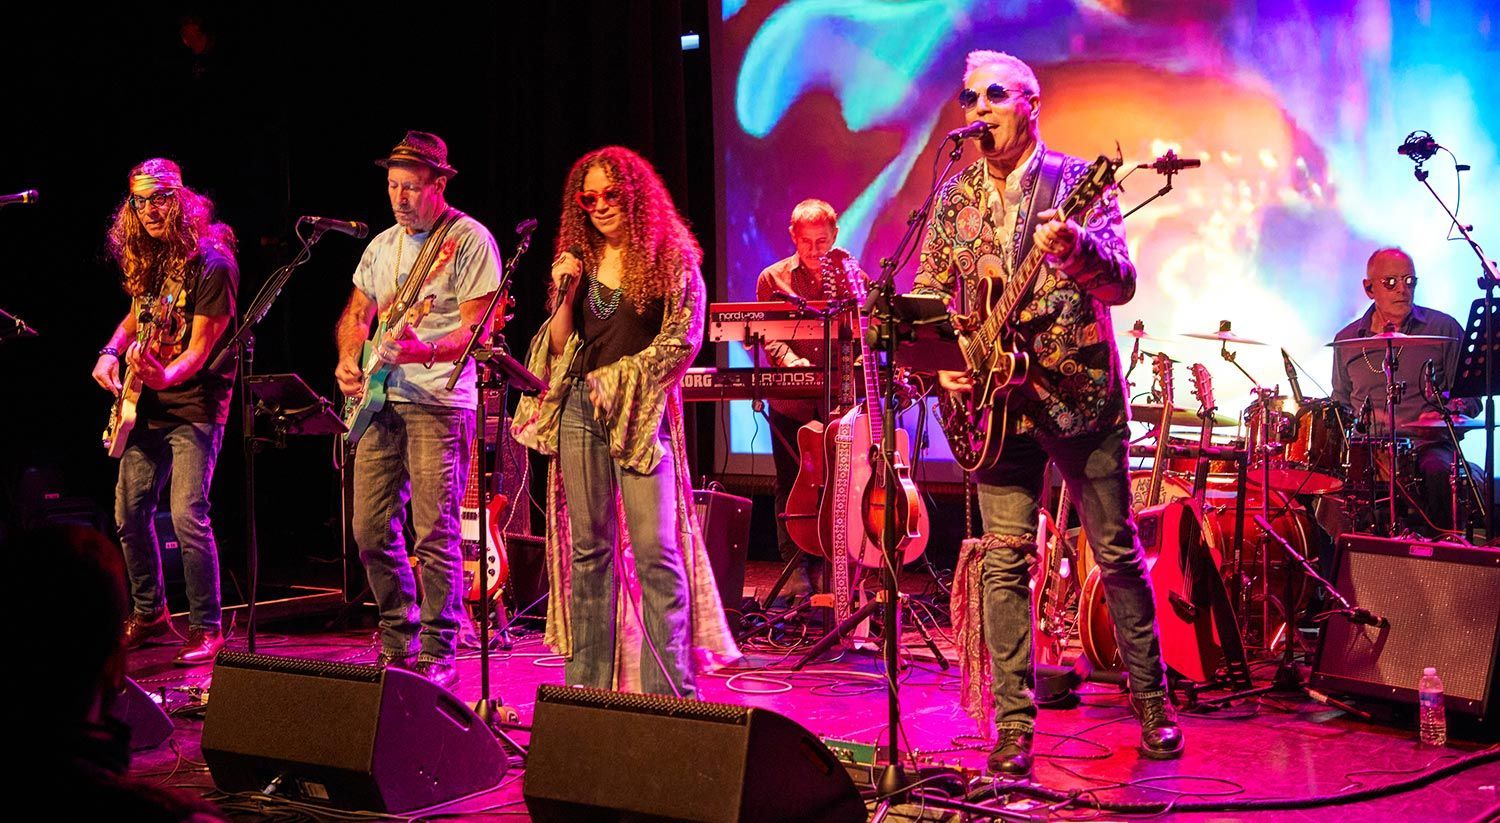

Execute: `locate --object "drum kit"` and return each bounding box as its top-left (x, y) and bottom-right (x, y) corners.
top-left (1087, 319), bottom-right (1466, 659)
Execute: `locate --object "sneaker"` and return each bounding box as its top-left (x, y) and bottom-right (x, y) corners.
top-left (986, 728), bottom-right (1034, 777)
top-left (174, 627), bottom-right (225, 666)
top-left (1131, 693), bottom-right (1185, 759)
top-left (123, 609), bottom-right (171, 649)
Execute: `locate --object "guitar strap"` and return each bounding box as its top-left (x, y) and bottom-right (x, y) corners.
top-left (385, 207), bottom-right (463, 322)
top-left (1012, 149), bottom-right (1068, 275)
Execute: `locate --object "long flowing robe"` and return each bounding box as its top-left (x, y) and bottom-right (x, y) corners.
top-left (511, 269), bottom-right (740, 686)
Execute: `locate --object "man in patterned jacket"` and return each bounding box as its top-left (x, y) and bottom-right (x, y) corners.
top-left (914, 50), bottom-right (1182, 777)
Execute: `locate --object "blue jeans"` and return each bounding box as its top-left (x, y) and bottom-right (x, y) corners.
top-left (559, 387), bottom-right (696, 698)
top-left (351, 402), bottom-right (472, 664)
top-left (115, 421), bottom-right (225, 632)
top-left (975, 425), bottom-right (1166, 731)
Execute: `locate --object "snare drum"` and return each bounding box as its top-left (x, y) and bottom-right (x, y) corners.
top-left (1344, 435), bottom-right (1415, 495)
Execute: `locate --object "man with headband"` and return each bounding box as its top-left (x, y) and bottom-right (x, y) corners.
top-left (334, 131), bottom-right (502, 690)
top-left (91, 158), bottom-right (240, 666)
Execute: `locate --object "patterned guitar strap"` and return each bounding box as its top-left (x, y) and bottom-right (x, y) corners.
top-left (385, 207), bottom-right (463, 321)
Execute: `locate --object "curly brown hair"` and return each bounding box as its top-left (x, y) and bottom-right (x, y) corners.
top-left (553, 146), bottom-right (701, 312)
top-left (106, 159), bottom-right (237, 298)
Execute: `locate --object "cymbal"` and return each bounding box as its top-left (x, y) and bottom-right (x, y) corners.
top-left (1327, 331), bottom-right (1456, 347)
top-left (1120, 327), bottom-right (1175, 343)
top-left (1182, 329), bottom-right (1267, 346)
top-left (1407, 414), bottom-right (1484, 431)
top-left (1131, 404), bottom-right (1238, 427)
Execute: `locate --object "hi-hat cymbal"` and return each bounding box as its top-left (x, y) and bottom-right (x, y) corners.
top-left (1327, 331), bottom-right (1457, 347)
top-left (1131, 404), bottom-right (1237, 427)
top-left (1183, 329), bottom-right (1267, 346)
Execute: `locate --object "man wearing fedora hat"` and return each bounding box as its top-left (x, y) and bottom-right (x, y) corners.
top-left (335, 130), bottom-right (502, 690)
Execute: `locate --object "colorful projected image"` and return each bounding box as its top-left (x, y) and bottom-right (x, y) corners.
top-left (712, 0), bottom-right (1499, 479)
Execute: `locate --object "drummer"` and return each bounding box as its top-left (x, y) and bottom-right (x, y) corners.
top-left (1330, 247), bottom-right (1481, 532)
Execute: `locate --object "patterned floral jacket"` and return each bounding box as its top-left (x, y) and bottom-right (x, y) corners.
top-left (912, 145), bottom-right (1135, 438)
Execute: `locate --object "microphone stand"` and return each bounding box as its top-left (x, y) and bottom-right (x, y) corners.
top-left (0, 305), bottom-right (38, 342)
top-left (1121, 151), bottom-right (1191, 220)
top-left (1407, 151), bottom-right (1498, 536)
top-left (445, 219), bottom-right (543, 749)
top-left (211, 221), bottom-right (339, 653)
top-left (1422, 360), bottom-right (1486, 536)
top-left (860, 131), bottom-right (973, 818)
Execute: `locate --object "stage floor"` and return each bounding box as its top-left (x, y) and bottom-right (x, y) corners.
top-left (120, 562), bottom-right (1499, 822)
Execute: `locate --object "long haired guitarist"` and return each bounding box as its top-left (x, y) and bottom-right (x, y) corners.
top-left (912, 51), bottom-right (1182, 777)
top-left (333, 131), bottom-right (503, 691)
top-left (90, 158), bottom-right (238, 667)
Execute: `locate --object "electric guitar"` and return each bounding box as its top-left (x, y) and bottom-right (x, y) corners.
top-left (343, 236), bottom-right (458, 445)
top-left (936, 154), bottom-right (1122, 472)
top-left (460, 434), bottom-right (508, 603)
top-left (102, 291), bottom-right (182, 457)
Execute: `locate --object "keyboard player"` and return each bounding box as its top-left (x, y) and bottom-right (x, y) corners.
top-left (754, 199), bottom-right (871, 599)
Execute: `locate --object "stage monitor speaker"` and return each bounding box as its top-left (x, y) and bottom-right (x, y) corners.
top-left (523, 684), bottom-right (865, 823)
top-left (202, 652), bottom-right (505, 813)
top-left (110, 676), bottom-right (173, 751)
top-left (1311, 535), bottom-right (1500, 720)
top-left (695, 488), bottom-right (752, 610)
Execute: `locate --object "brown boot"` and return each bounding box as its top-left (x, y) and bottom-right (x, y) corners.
top-left (123, 609), bottom-right (171, 649)
top-left (174, 627), bottom-right (225, 666)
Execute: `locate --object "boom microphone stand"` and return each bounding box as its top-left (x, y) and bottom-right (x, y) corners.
top-left (1401, 131), bottom-right (1498, 536)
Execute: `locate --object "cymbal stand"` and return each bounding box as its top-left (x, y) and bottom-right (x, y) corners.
top-left (1377, 332), bottom-right (1405, 536)
top-left (1421, 357), bottom-right (1486, 538)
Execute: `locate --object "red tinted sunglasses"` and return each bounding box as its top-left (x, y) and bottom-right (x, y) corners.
top-left (575, 187), bottom-right (623, 211)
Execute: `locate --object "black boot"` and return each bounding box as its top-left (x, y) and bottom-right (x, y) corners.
top-left (1131, 694), bottom-right (1185, 759)
top-left (986, 728), bottom-right (1034, 777)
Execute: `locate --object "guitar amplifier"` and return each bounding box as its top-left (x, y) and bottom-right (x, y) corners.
top-left (1311, 535), bottom-right (1500, 720)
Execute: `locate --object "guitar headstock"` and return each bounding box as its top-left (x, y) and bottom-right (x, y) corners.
top-left (1189, 363), bottom-right (1216, 418)
top-left (1152, 352), bottom-right (1174, 408)
top-left (408, 294), bottom-right (437, 326)
top-left (1058, 154), bottom-right (1123, 222)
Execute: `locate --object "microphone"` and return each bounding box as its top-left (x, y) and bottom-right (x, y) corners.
top-left (946, 121), bottom-right (997, 142)
top-left (0, 189), bottom-right (39, 206)
top-left (1281, 348), bottom-right (1304, 406)
top-left (554, 245), bottom-right (585, 306)
top-left (771, 288), bottom-right (809, 310)
top-left (1422, 358), bottom-right (1439, 400)
top-left (1137, 150), bottom-right (1201, 174)
top-left (300, 215), bottom-right (369, 238)
top-left (1398, 131), bottom-right (1441, 162)
top-left (1345, 606), bottom-right (1389, 629)
top-left (515, 218), bottom-right (538, 236)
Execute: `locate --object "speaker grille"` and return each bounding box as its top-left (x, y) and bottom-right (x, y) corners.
top-left (536, 684), bottom-right (750, 724)
top-left (216, 651), bottom-right (383, 682)
top-left (1315, 537), bottom-right (1500, 715)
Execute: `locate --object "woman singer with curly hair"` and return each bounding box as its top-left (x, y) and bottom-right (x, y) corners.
top-left (513, 146), bottom-right (737, 698)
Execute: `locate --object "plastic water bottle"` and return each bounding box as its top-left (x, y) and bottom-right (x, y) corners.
top-left (1418, 667), bottom-right (1447, 746)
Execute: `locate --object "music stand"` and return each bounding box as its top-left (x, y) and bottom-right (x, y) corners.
top-left (247, 373), bottom-right (347, 442)
top-left (883, 293), bottom-right (968, 373)
top-left (1450, 298), bottom-right (1497, 529)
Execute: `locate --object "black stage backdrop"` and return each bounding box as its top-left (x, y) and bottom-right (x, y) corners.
top-left (0, 4), bottom-right (718, 583)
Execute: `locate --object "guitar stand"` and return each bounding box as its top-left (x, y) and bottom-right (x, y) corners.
top-left (789, 589), bottom-right (948, 672)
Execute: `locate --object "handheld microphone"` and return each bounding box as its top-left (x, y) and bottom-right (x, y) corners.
top-left (0, 189), bottom-right (39, 206)
top-left (300, 215), bottom-right (369, 238)
top-left (553, 245), bottom-right (585, 308)
top-left (946, 121), bottom-right (997, 142)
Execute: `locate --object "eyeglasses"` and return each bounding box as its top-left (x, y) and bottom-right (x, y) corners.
top-left (1374, 275), bottom-right (1418, 290)
top-left (957, 83), bottom-right (1025, 110)
top-left (574, 187), bottom-right (623, 212)
top-left (128, 190), bottom-right (177, 212)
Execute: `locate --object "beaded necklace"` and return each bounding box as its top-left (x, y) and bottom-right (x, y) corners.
top-left (588, 274), bottom-right (624, 319)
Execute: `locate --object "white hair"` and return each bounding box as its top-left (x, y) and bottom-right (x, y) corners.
top-left (963, 50), bottom-right (1039, 96)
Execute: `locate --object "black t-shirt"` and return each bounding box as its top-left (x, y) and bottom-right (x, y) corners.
top-left (137, 247), bottom-right (240, 426)
top-left (571, 278), bottom-right (664, 378)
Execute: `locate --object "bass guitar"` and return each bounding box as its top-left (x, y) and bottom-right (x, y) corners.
top-left (936, 154), bottom-right (1122, 472)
